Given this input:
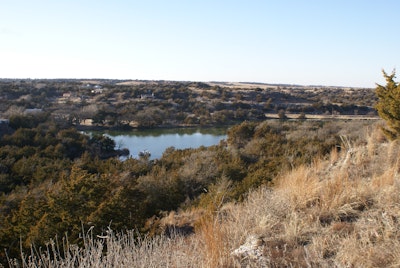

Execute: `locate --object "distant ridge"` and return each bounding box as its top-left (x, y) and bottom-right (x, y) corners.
top-left (0, 78), bottom-right (373, 89)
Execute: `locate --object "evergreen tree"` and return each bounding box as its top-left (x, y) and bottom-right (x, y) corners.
top-left (375, 70), bottom-right (400, 140)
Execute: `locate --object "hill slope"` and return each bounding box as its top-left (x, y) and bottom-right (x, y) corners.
top-left (10, 125), bottom-right (400, 267)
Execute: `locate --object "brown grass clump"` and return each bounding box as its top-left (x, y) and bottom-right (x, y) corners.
top-left (195, 214), bottom-right (232, 267)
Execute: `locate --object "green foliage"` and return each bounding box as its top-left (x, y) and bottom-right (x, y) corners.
top-left (9, 112), bottom-right (50, 129)
top-left (89, 134), bottom-right (116, 156)
top-left (375, 70), bottom-right (400, 140)
top-left (136, 166), bottom-right (184, 213)
top-left (227, 121), bottom-right (257, 149)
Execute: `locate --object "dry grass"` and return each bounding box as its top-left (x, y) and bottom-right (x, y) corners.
top-left (9, 229), bottom-right (205, 268)
top-left (9, 124), bottom-right (400, 267)
top-left (224, 126), bottom-right (400, 267)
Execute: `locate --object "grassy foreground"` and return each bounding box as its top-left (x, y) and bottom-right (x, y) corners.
top-left (7, 123), bottom-right (400, 267)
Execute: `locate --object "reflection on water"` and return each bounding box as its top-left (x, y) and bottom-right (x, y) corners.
top-left (97, 127), bottom-right (228, 159)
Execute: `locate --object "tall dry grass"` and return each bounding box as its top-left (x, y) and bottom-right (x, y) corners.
top-left (223, 124), bottom-right (400, 267)
top-left (8, 228), bottom-right (206, 268)
top-left (9, 122), bottom-right (400, 267)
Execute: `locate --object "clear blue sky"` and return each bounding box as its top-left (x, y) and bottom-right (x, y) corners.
top-left (1, 0), bottom-right (399, 87)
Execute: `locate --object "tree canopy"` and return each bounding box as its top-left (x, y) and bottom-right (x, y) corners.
top-left (375, 70), bottom-right (400, 140)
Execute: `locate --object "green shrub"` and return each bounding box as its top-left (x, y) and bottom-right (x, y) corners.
top-left (375, 70), bottom-right (400, 140)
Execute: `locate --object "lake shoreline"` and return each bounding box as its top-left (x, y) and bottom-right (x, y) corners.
top-left (75, 123), bottom-right (236, 132)
top-left (76, 114), bottom-right (379, 132)
top-left (91, 127), bottom-right (228, 160)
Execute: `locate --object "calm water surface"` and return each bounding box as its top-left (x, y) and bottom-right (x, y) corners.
top-left (102, 127), bottom-right (227, 159)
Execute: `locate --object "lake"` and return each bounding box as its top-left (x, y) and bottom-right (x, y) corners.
top-left (101, 127), bottom-right (228, 159)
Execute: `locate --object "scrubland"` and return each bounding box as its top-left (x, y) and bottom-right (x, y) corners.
top-left (0, 79), bottom-right (377, 129)
top-left (7, 121), bottom-right (400, 268)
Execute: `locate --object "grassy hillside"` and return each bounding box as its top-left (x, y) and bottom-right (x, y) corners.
top-left (9, 121), bottom-right (400, 267)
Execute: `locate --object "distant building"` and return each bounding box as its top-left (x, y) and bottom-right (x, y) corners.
top-left (25, 108), bottom-right (43, 114)
top-left (140, 93), bottom-right (155, 100)
top-left (91, 88), bottom-right (104, 94)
